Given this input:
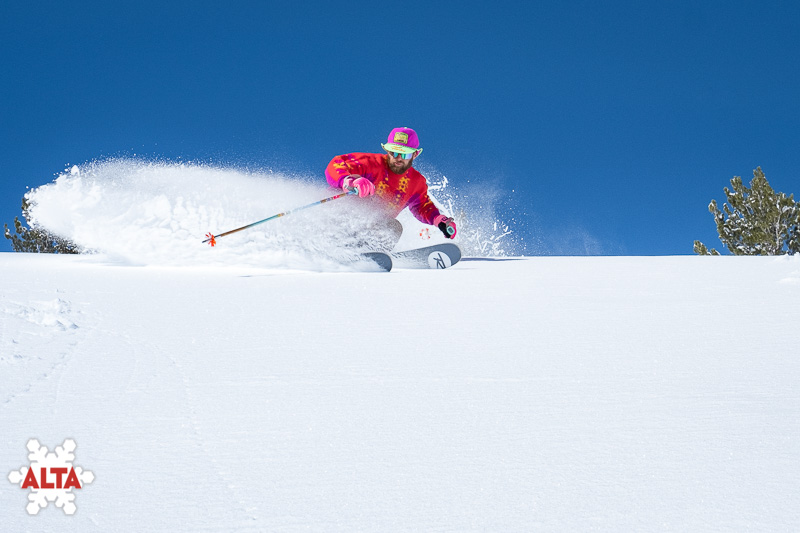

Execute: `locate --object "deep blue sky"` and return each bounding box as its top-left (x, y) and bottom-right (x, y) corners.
top-left (3, 1), bottom-right (799, 255)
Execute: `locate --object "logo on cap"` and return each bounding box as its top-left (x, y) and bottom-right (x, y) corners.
top-left (393, 132), bottom-right (409, 145)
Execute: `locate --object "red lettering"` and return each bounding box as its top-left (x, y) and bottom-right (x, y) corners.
top-left (64, 467), bottom-right (81, 490)
top-left (40, 467), bottom-right (54, 489)
top-left (21, 468), bottom-right (39, 489)
top-left (51, 467), bottom-right (68, 489)
top-left (18, 466), bottom-right (83, 490)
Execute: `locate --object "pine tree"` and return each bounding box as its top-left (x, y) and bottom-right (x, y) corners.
top-left (3, 197), bottom-right (80, 254)
top-left (692, 240), bottom-right (720, 256)
top-left (695, 167), bottom-right (799, 255)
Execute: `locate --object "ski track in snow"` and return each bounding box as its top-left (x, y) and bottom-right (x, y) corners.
top-left (1, 294), bottom-right (84, 407)
top-left (130, 333), bottom-right (259, 522)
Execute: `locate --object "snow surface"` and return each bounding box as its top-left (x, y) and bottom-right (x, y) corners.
top-left (2, 252), bottom-right (799, 531)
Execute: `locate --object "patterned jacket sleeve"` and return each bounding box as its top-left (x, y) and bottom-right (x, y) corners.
top-left (407, 180), bottom-right (441, 225)
top-left (325, 154), bottom-right (361, 188)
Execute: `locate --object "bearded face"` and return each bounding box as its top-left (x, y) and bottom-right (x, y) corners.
top-left (386, 151), bottom-right (418, 174)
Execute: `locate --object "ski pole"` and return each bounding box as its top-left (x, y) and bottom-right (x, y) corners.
top-left (203, 189), bottom-right (357, 246)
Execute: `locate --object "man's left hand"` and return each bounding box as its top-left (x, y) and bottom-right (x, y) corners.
top-left (434, 215), bottom-right (457, 239)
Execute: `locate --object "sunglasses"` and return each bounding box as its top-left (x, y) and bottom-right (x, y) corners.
top-left (387, 150), bottom-right (416, 160)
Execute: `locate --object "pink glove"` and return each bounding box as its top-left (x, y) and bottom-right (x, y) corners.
top-left (342, 175), bottom-right (375, 198)
top-left (434, 215), bottom-right (457, 239)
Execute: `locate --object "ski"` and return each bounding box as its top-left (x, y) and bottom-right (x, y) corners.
top-left (391, 243), bottom-right (462, 269)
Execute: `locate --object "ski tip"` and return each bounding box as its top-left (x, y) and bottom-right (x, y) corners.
top-left (361, 252), bottom-right (393, 272)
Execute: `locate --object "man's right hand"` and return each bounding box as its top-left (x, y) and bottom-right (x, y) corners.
top-left (342, 175), bottom-right (375, 198)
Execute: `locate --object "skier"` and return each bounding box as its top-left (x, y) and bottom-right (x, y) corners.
top-left (324, 127), bottom-right (457, 247)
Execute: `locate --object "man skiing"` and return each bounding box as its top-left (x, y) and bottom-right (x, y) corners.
top-left (324, 127), bottom-right (457, 244)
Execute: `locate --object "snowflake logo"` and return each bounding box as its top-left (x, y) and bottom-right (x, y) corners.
top-left (7, 438), bottom-right (95, 515)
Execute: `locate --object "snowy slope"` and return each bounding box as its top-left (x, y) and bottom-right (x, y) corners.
top-left (2, 253), bottom-right (799, 531)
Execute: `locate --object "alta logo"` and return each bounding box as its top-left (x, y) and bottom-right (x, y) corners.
top-left (7, 438), bottom-right (94, 515)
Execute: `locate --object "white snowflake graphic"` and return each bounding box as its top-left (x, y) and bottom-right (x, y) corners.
top-left (7, 438), bottom-right (95, 515)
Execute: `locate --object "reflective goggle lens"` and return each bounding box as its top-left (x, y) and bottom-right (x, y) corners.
top-left (388, 150), bottom-right (415, 160)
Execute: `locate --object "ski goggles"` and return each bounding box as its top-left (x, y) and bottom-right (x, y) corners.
top-left (386, 150), bottom-right (417, 160)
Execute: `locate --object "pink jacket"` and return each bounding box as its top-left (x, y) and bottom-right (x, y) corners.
top-left (325, 152), bottom-right (441, 225)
